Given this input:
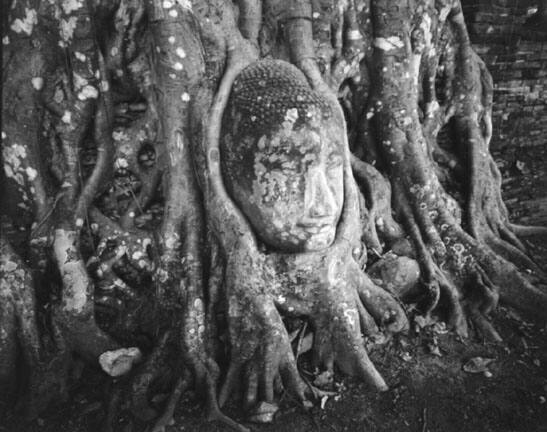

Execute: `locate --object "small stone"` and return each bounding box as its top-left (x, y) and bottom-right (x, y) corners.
top-left (400, 352), bottom-right (412, 362)
top-left (368, 254), bottom-right (420, 299)
top-left (99, 347), bottom-right (142, 377)
top-left (483, 370), bottom-right (493, 378)
top-left (247, 401), bottom-right (278, 423)
top-left (463, 357), bottom-right (495, 374)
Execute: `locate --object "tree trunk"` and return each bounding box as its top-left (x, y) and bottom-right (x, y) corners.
top-left (1, 0), bottom-right (546, 429)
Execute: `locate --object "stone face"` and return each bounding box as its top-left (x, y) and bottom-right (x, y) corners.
top-left (368, 253), bottom-right (421, 299)
top-left (221, 60), bottom-right (344, 252)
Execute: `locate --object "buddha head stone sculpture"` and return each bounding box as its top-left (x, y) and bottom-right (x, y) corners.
top-left (220, 60), bottom-right (345, 252)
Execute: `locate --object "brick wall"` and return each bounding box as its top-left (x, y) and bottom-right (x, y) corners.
top-left (463, 0), bottom-right (547, 226)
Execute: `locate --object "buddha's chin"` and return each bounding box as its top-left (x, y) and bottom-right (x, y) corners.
top-left (299, 228), bottom-right (336, 252)
top-left (258, 226), bottom-right (337, 253)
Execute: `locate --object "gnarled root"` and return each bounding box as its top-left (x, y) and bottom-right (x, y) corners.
top-left (0, 237), bottom-right (69, 419)
top-left (217, 241), bottom-right (409, 416)
top-left (219, 291), bottom-right (308, 412)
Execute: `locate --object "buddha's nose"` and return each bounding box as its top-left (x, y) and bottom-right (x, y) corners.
top-left (305, 167), bottom-right (337, 219)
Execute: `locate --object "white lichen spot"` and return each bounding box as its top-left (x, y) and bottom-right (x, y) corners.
top-left (165, 235), bottom-right (178, 249)
top-left (75, 218), bottom-right (84, 227)
top-left (110, 47), bottom-right (119, 57)
top-left (175, 0), bottom-right (192, 9)
top-left (59, 16), bottom-right (78, 42)
top-left (426, 100), bottom-right (440, 118)
top-left (168, 36), bottom-right (176, 44)
top-left (78, 85), bottom-right (98, 100)
top-left (347, 29), bottom-right (362, 40)
top-left (11, 8), bottom-right (38, 35)
top-left (169, 73), bottom-right (176, 79)
top-left (74, 51), bottom-right (86, 61)
top-left (114, 158), bottom-right (128, 169)
top-left (100, 80), bottom-right (109, 91)
top-left (373, 36), bottom-right (404, 51)
top-left (175, 47), bottom-right (186, 58)
top-left (25, 167), bottom-right (37, 181)
top-left (73, 72), bottom-right (88, 90)
top-left (31, 77), bottom-right (44, 90)
top-left (163, 0), bottom-right (173, 7)
top-left (3, 143), bottom-right (27, 184)
top-left (2, 36), bottom-right (9, 45)
top-left (112, 130), bottom-right (128, 141)
top-left (1, 132), bottom-right (6, 140)
top-left (284, 107), bottom-right (299, 123)
top-left (169, 9), bottom-right (178, 18)
top-left (61, 0), bottom-right (83, 14)
top-left (173, 62), bottom-right (183, 71)
top-left (181, 92), bottom-right (190, 102)
top-left (62, 110), bottom-right (72, 124)
top-left (313, 12), bottom-right (320, 18)
top-left (90, 223), bottom-right (98, 232)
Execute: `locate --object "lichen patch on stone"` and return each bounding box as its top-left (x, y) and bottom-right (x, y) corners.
top-left (11, 8), bottom-right (38, 36)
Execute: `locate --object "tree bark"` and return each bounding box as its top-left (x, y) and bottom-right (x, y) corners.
top-left (1, 0), bottom-right (545, 429)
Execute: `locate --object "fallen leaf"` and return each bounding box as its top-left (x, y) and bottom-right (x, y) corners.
top-left (248, 402), bottom-right (278, 423)
top-left (463, 357), bottom-right (495, 373)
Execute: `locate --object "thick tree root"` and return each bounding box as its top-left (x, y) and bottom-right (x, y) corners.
top-left (0, 237), bottom-right (69, 418)
top-left (360, 0), bottom-right (547, 342)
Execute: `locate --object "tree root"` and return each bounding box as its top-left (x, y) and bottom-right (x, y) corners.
top-left (0, 237), bottom-right (70, 418)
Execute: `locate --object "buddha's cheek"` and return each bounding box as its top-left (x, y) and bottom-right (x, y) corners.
top-left (251, 171), bottom-right (304, 223)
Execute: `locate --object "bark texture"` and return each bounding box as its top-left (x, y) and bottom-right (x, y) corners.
top-left (1, 0), bottom-right (546, 429)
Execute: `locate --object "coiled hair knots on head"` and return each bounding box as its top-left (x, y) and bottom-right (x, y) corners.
top-left (222, 59), bottom-right (335, 141)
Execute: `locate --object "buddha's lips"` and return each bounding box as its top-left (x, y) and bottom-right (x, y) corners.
top-left (297, 220), bottom-right (336, 233)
